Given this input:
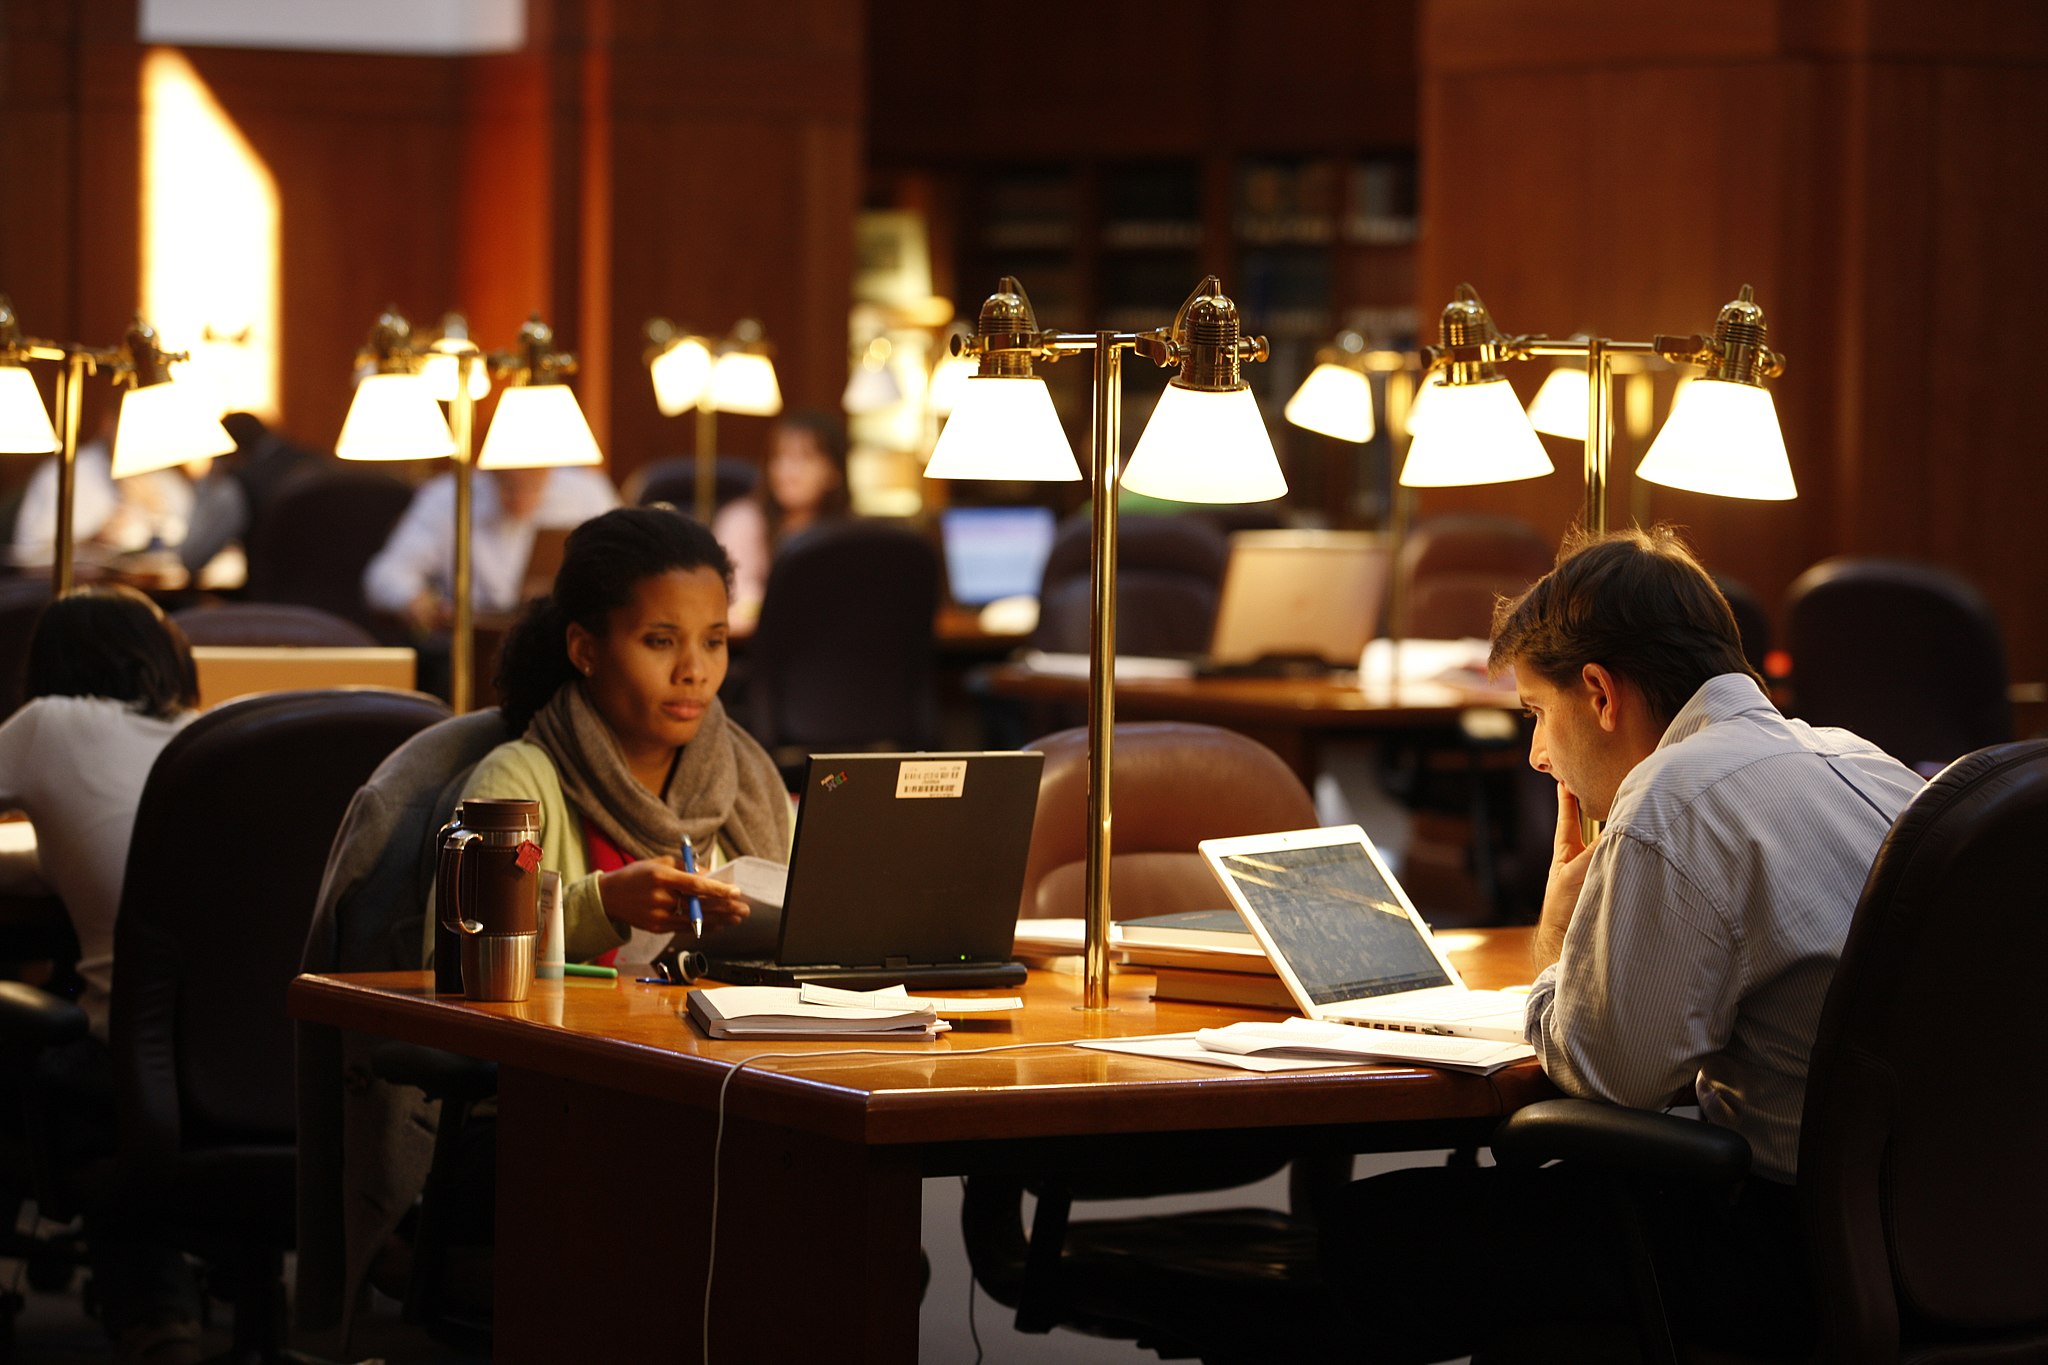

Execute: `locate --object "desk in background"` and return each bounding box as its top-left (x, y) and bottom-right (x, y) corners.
top-left (288, 927), bottom-right (1547, 1364)
top-left (976, 658), bottom-right (1519, 783)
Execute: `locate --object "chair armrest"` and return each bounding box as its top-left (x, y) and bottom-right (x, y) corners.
top-left (1492, 1098), bottom-right (1751, 1186)
top-left (368, 1041), bottom-right (498, 1102)
top-left (0, 979), bottom-right (90, 1048)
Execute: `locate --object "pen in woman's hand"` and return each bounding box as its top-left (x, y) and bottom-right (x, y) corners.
top-left (681, 834), bottom-right (704, 939)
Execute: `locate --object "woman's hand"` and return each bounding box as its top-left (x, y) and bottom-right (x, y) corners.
top-left (597, 857), bottom-right (747, 935)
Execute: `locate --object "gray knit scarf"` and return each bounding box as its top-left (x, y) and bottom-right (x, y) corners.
top-left (524, 681), bottom-right (786, 862)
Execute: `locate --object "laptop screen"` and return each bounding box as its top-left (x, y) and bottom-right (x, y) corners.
top-left (1211, 839), bottom-right (1451, 1005)
top-left (1208, 530), bottom-right (1391, 667)
top-left (941, 506), bottom-right (1057, 606)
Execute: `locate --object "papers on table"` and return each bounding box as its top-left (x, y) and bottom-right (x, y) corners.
top-left (683, 983), bottom-right (1023, 1039)
top-left (798, 983), bottom-right (1023, 1017)
top-left (1021, 650), bottom-right (1197, 682)
top-left (1076, 1017), bottom-right (1535, 1075)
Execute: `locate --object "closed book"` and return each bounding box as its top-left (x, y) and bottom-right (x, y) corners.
top-left (1118, 908), bottom-right (1255, 951)
top-left (1149, 965), bottom-right (1296, 1011)
top-left (684, 985), bottom-right (944, 1040)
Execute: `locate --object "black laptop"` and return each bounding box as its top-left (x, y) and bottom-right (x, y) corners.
top-left (704, 751), bottom-right (1042, 989)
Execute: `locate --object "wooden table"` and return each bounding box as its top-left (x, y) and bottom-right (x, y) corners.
top-left (288, 927), bottom-right (1549, 1364)
top-left (978, 660), bottom-right (1520, 781)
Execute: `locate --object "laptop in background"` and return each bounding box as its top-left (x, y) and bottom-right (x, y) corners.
top-left (1199, 824), bottom-right (1528, 1041)
top-left (706, 751), bottom-right (1043, 989)
top-left (940, 505), bottom-right (1057, 606)
top-left (1205, 530), bottom-right (1391, 674)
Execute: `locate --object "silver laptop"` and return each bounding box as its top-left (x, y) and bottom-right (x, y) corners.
top-left (1198, 824), bottom-right (1527, 1041)
top-left (1206, 530), bottom-right (1391, 672)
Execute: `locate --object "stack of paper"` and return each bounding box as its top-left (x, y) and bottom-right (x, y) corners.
top-left (684, 984), bottom-right (1024, 1040)
top-left (1077, 1017), bottom-right (1535, 1075)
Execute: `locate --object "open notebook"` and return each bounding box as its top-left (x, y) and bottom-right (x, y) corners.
top-left (1199, 825), bottom-right (1529, 1042)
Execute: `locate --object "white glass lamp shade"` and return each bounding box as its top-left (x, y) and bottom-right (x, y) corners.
top-left (1283, 363), bottom-right (1376, 443)
top-left (924, 375), bottom-right (1080, 482)
top-left (423, 349), bottom-right (491, 403)
top-left (336, 372), bottom-right (458, 461)
top-left (110, 381), bottom-right (235, 477)
top-left (1526, 365), bottom-right (1590, 440)
top-left (1404, 374), bottom-right (1445, 434)
top-left (1399, 378), bottom-right (1553, 488)
top-left (477, 384), bottom-right (604, 470)
top-left (706, 350), bottom-right (782, 416)
top-left (1635, 378), bottom-right (1795, 500)
top-left (1122, 383), bottom-right (1287, 504)
top-left (926, 350), bottom-right (977, 417)
top-left (0, 366), bottom-right (57, 453)
top-left (650, 336), bottom-right (712, 416)
top-left (841, 357), bottom-right (904, 415)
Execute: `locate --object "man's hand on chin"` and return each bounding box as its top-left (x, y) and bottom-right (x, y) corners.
top-left (1532, 783), bottom-right (1597, 972)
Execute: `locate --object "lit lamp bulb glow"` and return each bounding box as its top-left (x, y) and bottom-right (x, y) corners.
top-left (707, 338), bottom-right (782, 416)
top-left (927, 348), bottom-right (977, 417)
top-left (925, 376), bottom-right (1080, 482)
top-left (424, 347), bottom-right (491, 403)
top-left (1636, 379), bottom-right (1794, 499)
top-left (336, 372), bottom-right (457, 461)
top-left (110, 379), bottom-right (235, 478)
top-left (650, 335), bottom-right (712, 416)
top-left (1284, 362), bottom-right (1376, 443)
top-left (1399, 377), bottom-right (1553, 487)
top-left (1123, 383), bottom-right (1286, 502)
top-left (0, 366), bottom-right (57, 453)
top-left (1525, 365), bottom-right (1589, 440)
top-left (477, 384), bottom-right (604, 470)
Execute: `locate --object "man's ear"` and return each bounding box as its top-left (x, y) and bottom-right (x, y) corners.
top-left (1581, 662), bottom-right (1624, 733)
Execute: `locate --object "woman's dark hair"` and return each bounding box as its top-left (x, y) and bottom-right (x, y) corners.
top-left (1489, 524), bottom-right (1760, 725)
top-left (757, 408), bottom-right (851, 542)
top-left (24, 586), bottom-right (197, 719)
top-left (494, 506), bottom-right (735, 734)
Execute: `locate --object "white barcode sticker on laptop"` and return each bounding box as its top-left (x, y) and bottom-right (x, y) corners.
top-left (895, 759), bottom-right (968, 799)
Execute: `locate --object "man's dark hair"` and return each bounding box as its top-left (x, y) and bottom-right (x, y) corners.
top-left (494, 505), bottom-right (735, 734)
top-left (1489, 525), bottom-right (1759, 724)
top-left (24, 586), bottom-right (197, 719)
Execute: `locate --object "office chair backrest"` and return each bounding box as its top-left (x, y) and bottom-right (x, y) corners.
top-left (748, 519), bottom-right (940, 752)
top-left (1397, 513), bottom-right (1554, 640)
top-left (0, 576), bottom-right (51, 721)
top-left (294, 706), bottom-right (507, 1335)
top-left (110, 687), bottom-right (447, 1167)
top-left (1799, 740), bottom-right (2048, 1361)
top-left (1017, 721), bottom-right (1318, 921)
top-left (244, 468), bottom-right (413, 629)
top-left (1032, 512), bottom-right (1229, 656)
top-left (172, 601), bottom-right (379, 648)
top-left (1709, 571), bottom-right (1772, 675)
top-left (1785, 556), bottom-right (2011, 773)
top-left (622, 455), bottom-right (759, 512)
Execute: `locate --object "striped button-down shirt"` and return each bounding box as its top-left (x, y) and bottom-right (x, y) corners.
top-left (1524, 673), bottom-right (1922, 1181)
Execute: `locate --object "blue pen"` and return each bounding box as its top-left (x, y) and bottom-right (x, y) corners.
top-left (681, 834), bottom-right (704, 939)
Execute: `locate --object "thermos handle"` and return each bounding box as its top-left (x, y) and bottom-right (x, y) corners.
top-left (439, 828), bottom-right (484, 936)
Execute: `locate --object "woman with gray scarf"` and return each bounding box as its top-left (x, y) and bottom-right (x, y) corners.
top-left (460, 506), bottom-right (789, 962)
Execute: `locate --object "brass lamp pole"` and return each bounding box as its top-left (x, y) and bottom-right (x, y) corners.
top-left (933, 277), bottom-right (1281, 1010)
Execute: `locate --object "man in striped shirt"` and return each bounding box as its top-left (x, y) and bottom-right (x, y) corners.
top-left (1325, 526), bottom-right (1920, 1361)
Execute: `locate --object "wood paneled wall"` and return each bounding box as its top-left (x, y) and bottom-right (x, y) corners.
top-left (1417, 0), bottom-right (2048, 683)
top-left (0, 0), bottom-right (863, 491)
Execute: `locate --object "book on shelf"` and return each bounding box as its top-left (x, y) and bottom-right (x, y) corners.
top-left (1149, 965), bottom-right (1295, 1011)
top-left (684, 985), bottom-right (947, 1040)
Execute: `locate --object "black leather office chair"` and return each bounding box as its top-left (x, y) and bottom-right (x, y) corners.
top-left (1490, 739), bottom-right (2048, 1364)
top-left (1785, 556), bottom-right (2011, 774)
top-left (746, 520), bottom-right (940, 781)
top-left (100, 687), bottom-right (446, 1361)
top-left (244, 469), bottom-right (414, 635)
top-left (0, 577), bottom-right (52, 722)
top-left (622, 455), bottom-right (758, 512)
top-left (171, 602), bottom-right (379, 648)
top-left (967, 722), bottom-right (1348, 1362)
top-left (1031, 512), bottom-right (1229, 657)
top-left (295, 708), bottom-right (509, 1353)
